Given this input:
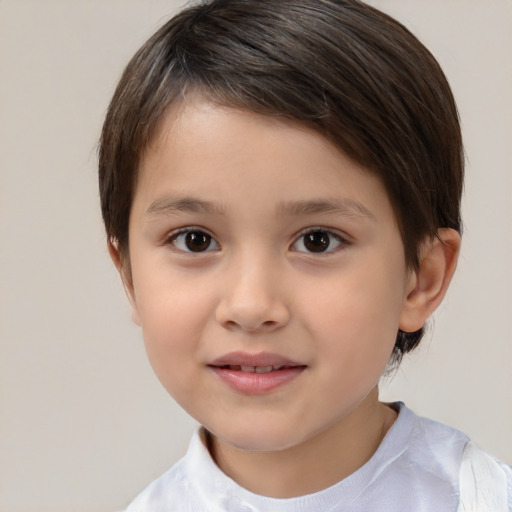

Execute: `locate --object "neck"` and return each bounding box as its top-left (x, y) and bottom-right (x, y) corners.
top-left (208, 388), bottom-right (397, 498)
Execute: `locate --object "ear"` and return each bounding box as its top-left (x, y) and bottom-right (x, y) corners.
top-left (399, 228), bottom-right (461, 333)
top-left (108, 241), bottom-right (141, 326)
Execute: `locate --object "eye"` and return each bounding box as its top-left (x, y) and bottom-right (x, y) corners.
top-left (168, 229), bottom-right (220, 253)
top-left (292, 229), bottom-right (345, 254)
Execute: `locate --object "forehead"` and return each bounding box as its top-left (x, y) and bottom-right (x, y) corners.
top-left (145, 98), bottom-right (343, 171)
top-left (135, 99), bottom-right (396, 225)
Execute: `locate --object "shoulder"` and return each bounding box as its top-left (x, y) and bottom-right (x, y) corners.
top-left (392, 404), bottom-right (511, 511)
top-left (125, 457), bottom-right (194, 512)
top-left (458, 441), bottom-right (512, 511)
top-left (362, 404), bottom-right (463, 509)
top-left (390, 404), bottom-right (469, 486)
top-left (124, 428), bottom-right (215, 512)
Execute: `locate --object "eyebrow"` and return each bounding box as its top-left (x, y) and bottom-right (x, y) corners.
top-left (146, 196), bottom-right (225, 217)
top-left (145, 195), bottom-right (375, 221)
top-left (276, 198), bottom-right (376, 220)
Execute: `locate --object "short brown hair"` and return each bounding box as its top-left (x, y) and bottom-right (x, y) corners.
top-left (98, 0), bottom-right (464, 364)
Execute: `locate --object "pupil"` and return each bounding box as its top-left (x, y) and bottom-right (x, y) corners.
top-left (185, 232), bottom-right (211, 252)
top-left (304, 231), bottom-right (329, 252)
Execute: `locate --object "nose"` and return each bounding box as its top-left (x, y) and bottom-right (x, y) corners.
top-left (215, 256), bottom-right (290, 333)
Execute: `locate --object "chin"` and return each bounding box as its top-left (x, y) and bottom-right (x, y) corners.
top-left (222, 434), bottom-right (297, 453)
top-left (208, 418), bottom-right (310, 453)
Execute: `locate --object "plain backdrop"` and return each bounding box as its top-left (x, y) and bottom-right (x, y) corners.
top-left (0, 1), bottom-right (511, 511)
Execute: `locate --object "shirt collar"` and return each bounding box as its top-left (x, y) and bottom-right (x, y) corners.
top-left (181, 402), bottom-right (414, 512)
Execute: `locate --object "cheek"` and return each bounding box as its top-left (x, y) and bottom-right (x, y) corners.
top-left (300, 261), bottom-right (405, 364)
top-left (132, 272), bottom-right (216, 391)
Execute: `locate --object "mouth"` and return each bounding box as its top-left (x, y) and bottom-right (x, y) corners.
top-left (212, 364), bottom-right (300, 373)
top-left (208, 352), bottom-right (307, 394)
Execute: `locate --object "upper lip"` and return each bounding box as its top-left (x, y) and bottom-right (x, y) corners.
top-left (209, 351), bottom-right (304, 368)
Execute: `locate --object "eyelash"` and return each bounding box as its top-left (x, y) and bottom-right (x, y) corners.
top-left (290, 227), bottom-right (349, 255)
top-left (165, 227), bottom-right (220, 254)
top-left (164, 227), bottom-right (349, 255)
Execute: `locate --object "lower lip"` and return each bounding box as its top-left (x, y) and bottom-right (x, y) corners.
top-left (209, 366), bottom-right (306, 395)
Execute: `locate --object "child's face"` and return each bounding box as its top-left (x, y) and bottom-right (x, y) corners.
top-left (122, 99), bottom-right (417, 452)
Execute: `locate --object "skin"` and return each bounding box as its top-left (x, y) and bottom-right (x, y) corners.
top-left (111, 98), bottom-right (460, 498)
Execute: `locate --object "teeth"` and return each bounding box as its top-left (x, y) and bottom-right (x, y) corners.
top-left (227, 364), bottom-right (287, 373)
top-left (255, 365), bottom-right (273, 373)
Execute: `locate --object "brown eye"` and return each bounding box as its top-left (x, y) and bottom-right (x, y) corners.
top-left (304, 231), bottom-right (330, 252)
top-left (292, 229), bottom-right (344, 253)
top-left (170, 230), bottom-right (220, 253)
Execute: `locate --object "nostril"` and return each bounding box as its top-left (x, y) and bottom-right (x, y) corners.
top-left (223, 320), bottom-right (239, 331)
top-left (222, 319), bottom-right (278, 333)
top-left (215, 297), bottom-right (290, 333)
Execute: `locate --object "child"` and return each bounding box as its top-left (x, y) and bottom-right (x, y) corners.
top-left (98, 0), bottom-right (511, 510)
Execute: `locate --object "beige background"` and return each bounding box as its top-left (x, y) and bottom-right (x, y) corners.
top-left (0, 1), bottom-right (510, 511)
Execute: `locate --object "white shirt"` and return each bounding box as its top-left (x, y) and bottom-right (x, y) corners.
top-left (126, 403), bottom-right (512, 511)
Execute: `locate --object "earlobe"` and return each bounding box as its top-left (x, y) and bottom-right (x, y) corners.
top-left (399, 228), bottom-right (461, 333)
top-left (108, 240), bottom-right (141, 326)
